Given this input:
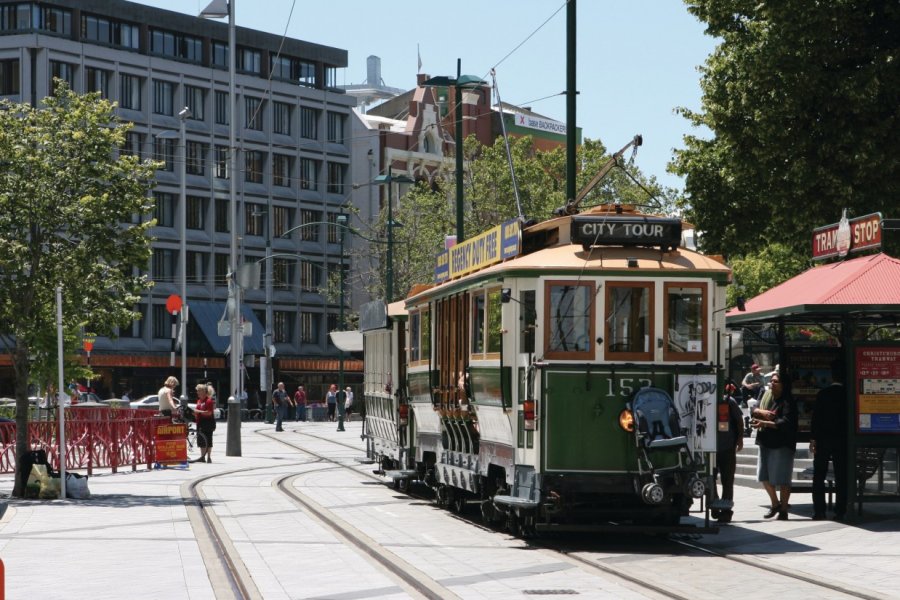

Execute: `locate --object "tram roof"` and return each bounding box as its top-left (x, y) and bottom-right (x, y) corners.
top-left (405, 243), bottom-right (730, 305)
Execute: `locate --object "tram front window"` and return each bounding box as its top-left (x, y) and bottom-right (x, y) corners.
top-left (545, 281), bottom-right (595, 359)
top-left (606, 282), bottom-right (653, 360)
top-left (664, 283), bottom-right (707, 359)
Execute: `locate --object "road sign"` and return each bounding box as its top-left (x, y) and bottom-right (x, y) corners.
top-left (83, 340), bottom-right (93, 353)
top-left (166, 294), bottom-right (183, 315)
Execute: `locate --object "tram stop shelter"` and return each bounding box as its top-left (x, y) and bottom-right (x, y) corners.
top-left (726, 251), bottom-right (900, 514)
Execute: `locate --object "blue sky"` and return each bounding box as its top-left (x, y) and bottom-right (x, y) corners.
top-left (136, 1), bottom-right (717, 192)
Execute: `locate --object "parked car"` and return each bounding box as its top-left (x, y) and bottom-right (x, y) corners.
top-left (76, 392), bottom-right (103, 404)
top-left (130, 395), bottom-right (159, 411)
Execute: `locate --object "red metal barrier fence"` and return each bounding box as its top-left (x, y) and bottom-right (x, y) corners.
top-left (0, 407), bottom-right (164, 475)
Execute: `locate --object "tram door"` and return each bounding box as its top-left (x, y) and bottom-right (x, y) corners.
top-left (516, 289), bottom-right (537, 458)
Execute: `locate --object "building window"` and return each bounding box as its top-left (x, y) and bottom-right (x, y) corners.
top-left (152, 248), bottom-right (176, 281)
top-left (118, 304), bottom-right (144, 338)
top-left (300, 158), bottom-right (318, 190)
top-left (186, 141), bottom-right (207, 176)
top-left (244, 150), bottom-right (263, 183)
top-left (184, 85), bottom-right (204, 120)
top-left (215, 90), bottom-right (228, 125)
top-left (325, 67), bottom-right (338, 88)
top-left (81, 15), bottom-right (140, 49)
top-left (270, 55), bottom-right (293, 81)
top-left (0, 5), bottom-right (32, 31)
top-left (300, 261), bottom-right (319, 291)
top-left (120, 73), bottom-right (141, 110)
top-left (153, 193), bottom-right (175, 227)
top-left (85, 67), bottom-right (109, 98)
top-left (274, 311), bottom-right (293, 343)
top-left (215, 199), bottom-right (230, 233)
top-left (326, 162), bottom-right (345, 194)
top-left (299, 61), bottom-right (316, 86)
top-left (545, 280), bottom-right (596, 360)
top-left (150, 28), bottom-right (202, 63)
top-left (121, 131), bottom-right (143, 158)
top-left (0, 59), bottom-right (19, 95)
top-left (272, 154), bottom-right (292, 187)
top-left (300, 107), bottom-right (318, 139)
top-left (214, 145), bottom-right (229, 179)
top-left (237, 47), bottom-right (261, 74)
top-left (326, 112), bottom-right (345, 143)
top-left (214, 253), bottom-right (229, 285)
top-left (273, 258), bottom-right (292, 290)
top-left (49, 61), bottom-right (75, 91)
top-left (245, 96), bottom-right (263, 130)
top-left (663, 282), bottom-right (708, 360)
top-left (38, 6), bottom-right (72, 35)
top-left (605, 281), bottom-right (653, 361)
top-left (212, 41), bottom-right (228, 68)
top-left (327, 213), bottom-right (342, 244)
top-left (273, 101), bottom-right (291, 135)
top-left (273, 206), bottom-right (291, 237)
top-left (154, 137), bottom-right (175, 171)
top-left (152, 303), bottom-right (172, 339)
top-left (300, 209), bottom-right (320, 241)
top-left (153, 79), bottom-right (174, 115)
top-left (244, 203), bottom-right (264, 236)
top-left (186, 251), bottom-right (206, 284)
top-left (186, 196), bottom-right (206, 230)
top-left (300, 312), bottom-right (317, 343)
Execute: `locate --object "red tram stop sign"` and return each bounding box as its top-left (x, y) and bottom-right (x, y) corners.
top-left (83, 340), bottom-right (93, 353)
top-left (166, 294), bottom-right (183, 315)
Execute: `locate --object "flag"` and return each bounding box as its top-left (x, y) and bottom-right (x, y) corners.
top-left (417, 43), bottom-right (422, 73)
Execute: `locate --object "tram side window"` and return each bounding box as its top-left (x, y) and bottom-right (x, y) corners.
top-left (472, 293), bottom-right (485, 354)
top-left (408, 307), bottom-right (430, 365)
top-left (409, 311), bottom-right (421, 362)
top-left (544, 281), bottom-right (595, 360)
top-left (663, 283), bottom-right (707, 360)
top-left (605, 282), bottom-right (654, 360)
top-left (421, 308), bottom-right (431, 361)
top-left (520, 290), bottom-right (536, 354)
top-left (471, 289), bottom-right (502, 358)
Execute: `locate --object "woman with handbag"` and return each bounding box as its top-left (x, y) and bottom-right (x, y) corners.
top-left (751, 373), bottom-right (797, 520)
top-left (192, 383), bottom-right (217, 463)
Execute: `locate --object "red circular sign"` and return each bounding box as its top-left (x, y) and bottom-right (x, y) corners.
top-left (83, 340), bottom-right (94, 352)
top-left (166, 294), bottom-right (183, 314)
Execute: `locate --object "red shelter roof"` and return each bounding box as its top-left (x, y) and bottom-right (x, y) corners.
top-left (727, 253), bottom-right (900, 325)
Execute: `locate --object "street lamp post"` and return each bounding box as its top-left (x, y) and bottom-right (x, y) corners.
top-left (422, 63), bottom-right (485, 244)
top-left (201, 0), bottom-right (240, 457)
top-left (373, 168), bottom-right (414, 302)
top-left (155, 106), bottom-right (192, 403)
top-left (336, 213), bottom-right (348, 432)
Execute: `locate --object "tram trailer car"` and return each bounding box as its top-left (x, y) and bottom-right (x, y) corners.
top-left (364, 205), bottom-right (731, 534)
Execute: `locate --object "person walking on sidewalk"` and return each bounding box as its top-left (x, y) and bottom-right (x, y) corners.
top-left (294, 385), bottom-right (307, 422)
top-left (273, 382), bottom-right (289, 432)
top-left (325, 384), bottom-right (338, 422)
top-left (751, 373), bottom-right (797, 520)
top-left (715, 384), bottom-right (744, 523)
top-left (192, 383), bottom-right (216, 463)
top-left (810, 358), bottom-right (848, 521)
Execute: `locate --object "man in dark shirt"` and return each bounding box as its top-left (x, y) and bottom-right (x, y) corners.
top-left (715, 384), bottom-right (744, 523)
top-left (810, 358), bottom-right (848, 520)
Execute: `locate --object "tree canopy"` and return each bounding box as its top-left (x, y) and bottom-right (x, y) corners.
top-left (671, 0), bottom-right (900, 260)
top-left (351, 134), bottom-right (677, 302)
top-left (0, 84), bottom-right (157, 496)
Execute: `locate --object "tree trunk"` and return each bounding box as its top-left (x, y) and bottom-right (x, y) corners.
top-left (12, 341), bottom-right (31, 498)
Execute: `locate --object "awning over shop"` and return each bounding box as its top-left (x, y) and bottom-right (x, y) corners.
top-left (727, 253), bottom-right (900, 326)
top-left (329, 330), bottom-right (363, 352)
top-left (189, 301), bottom-right (265, 355)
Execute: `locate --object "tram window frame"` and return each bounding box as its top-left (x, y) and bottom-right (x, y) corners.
top-left (544, 280), bottom-right (596, 361)
top-left (604, 281), bottom-right (654, 361)
top-left (408, 307), bottom-right (430, 366)
top-left (470, 287), bottom-right (502, 360)
top-left (663, 282), bottom-right (708, 361)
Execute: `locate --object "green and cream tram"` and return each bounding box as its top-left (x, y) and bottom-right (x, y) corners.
top-left (364, 205), bottom-right (731, 533)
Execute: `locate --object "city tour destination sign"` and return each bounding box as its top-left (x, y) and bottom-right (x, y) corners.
top-left (435, 219), bottom-right (521, 283)
top-left (570, 215), bottom-right (682, 251)
top-left (812, 211), bottom-right (882, 261)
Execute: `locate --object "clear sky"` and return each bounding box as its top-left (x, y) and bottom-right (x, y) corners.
top-left (135, 0), bottom-right (717, 192)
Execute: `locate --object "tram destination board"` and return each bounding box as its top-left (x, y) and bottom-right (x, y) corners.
top-left (571, 215), bottom-right (682, 251)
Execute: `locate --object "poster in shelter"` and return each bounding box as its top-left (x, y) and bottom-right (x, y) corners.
top-left (856, 346), bottom-right (900, 434)
top-left (786, 349), bottom-right (840, 433)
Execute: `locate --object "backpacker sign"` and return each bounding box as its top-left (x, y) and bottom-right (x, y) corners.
top-left (812, 212), bottom-right (882, 261)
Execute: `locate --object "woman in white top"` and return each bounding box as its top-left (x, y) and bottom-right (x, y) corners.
top-left (158, 376), bottom-right (179, 416)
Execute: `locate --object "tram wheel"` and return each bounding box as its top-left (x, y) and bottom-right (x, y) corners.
top-left (481, 499), bottom-right (498, 526)
top-left (397, 477), bottom-right (409, 493)
top-left (436, 485), bottom-right (450, 508)
top-left (451, 492), bottom-right (466, 514)
top-left (507, 512), bottom-right (522, 537)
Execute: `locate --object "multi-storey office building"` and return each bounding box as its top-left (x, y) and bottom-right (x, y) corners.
top-left (0, 0), bottom-right (361, 402)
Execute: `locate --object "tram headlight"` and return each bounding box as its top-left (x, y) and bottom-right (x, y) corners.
top-left (618, 409), bottom-right (634, 432)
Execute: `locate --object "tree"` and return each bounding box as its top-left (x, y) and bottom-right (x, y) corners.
top-left (356, 135), bottom-right (677, 301)
top-left (671, 0), bottom-right (900, 260)
top-left (727, 243), bottom-right (810, 307)
top-left (0, 84), bottom-right (156, 497)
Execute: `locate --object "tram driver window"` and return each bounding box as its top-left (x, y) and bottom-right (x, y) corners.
top-left (605, 282), bottom-right (654, 360)
top-left (544, 281), bottom-right (595, 360)
top-left (663, 283), bottom-right (707, 360)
